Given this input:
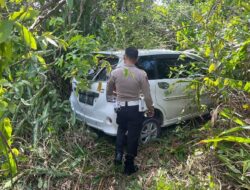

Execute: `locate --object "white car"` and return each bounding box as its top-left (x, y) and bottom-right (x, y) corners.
top-left (70, 49), bottom-right (211, 143)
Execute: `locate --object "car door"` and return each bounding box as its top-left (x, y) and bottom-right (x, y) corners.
top-left (137, 54), bottom-right (194, 123)
top-left (156, 54), bottom-right (194, 122)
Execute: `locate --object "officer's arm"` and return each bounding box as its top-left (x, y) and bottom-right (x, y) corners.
top-left (106, 71), bottom-right (115, 102)
top-left (141, 72), bottom-right (154, 111)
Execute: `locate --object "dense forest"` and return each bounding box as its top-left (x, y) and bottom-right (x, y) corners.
top-left (0, 0), bottom-right (249, 189)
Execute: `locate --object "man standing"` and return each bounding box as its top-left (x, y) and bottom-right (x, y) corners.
top-left (106, 47), bottom-right (154, 175)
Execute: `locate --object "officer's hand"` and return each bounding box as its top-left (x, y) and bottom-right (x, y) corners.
top-left (146, 108), bottom-right (154, 117)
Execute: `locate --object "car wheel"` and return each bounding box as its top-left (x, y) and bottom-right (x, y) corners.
top-left (140, 118), bottom-right (161, 144)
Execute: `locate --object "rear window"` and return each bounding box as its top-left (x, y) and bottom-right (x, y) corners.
top-left (136, 54), bottom-right (201, 80)
top-left (94, 55), bottom-right (119, 81)
top-left (95, 68), bottom-right (108, 81)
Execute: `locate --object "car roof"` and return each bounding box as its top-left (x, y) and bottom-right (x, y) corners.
top-left (96, 49), bottom-right (204, 61)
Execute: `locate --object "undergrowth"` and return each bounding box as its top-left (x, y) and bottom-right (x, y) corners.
top-left (1, 116), bottom-right (248, 190)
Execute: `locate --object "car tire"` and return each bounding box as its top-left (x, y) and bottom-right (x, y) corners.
top-left (139, 118), bottom-right (161, 144)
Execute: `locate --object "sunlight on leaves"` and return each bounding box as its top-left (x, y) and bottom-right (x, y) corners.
top-left (16, 22), bottom-right (37, 50)
top-left (208, 63), bottom-right (216, 73)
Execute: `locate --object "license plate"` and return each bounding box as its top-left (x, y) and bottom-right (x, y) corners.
top-left (79, 91), bottom-right (99, 106)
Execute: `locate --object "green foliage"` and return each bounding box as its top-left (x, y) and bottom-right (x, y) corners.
top-left (99, 0), bottom-right (169, 49)
top-left (0, 0), bottom-right (72, 181)
top-left (201, 136), bottom-right (250, 144)
top-left (16, 22), bottom-right (37, 50)
top-left (216, 145), bottom-right (250, 188)
top-left (174, 0), bottom-right (250, 186)
top-left (66, 0), bottom-right (73, 10)
top-left (0, 0), bottom-right (6, 8)
top-left (55, 35), bottom-right (99, 90)
top-left (0, 118), bottom-right (18, 177)
top-left (0, 86), bottom-right (18, 178)
top-left (0, 0), bottom-right (102, 184)
top-left (154, 172), bottom-right (217, 190)
top-left (10, 6), bottom-right (39, 21)
top-left (0, 21), bottom-right (13, 44)
top-left (0, 0), bottom-right (249, 188)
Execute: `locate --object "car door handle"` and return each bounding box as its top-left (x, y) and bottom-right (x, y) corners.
top-left (158, 82), bottom-right (169, 89)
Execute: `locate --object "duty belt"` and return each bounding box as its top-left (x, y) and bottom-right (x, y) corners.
top-left (118, 100), bottom-right (139, 107)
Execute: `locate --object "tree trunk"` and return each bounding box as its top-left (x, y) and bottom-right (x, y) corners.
top-left (117, 0), bottom-right (125, 12)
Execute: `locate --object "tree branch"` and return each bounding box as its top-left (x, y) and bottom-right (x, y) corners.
top-left (76, 0), bottom-right (86, 25)
top-left (29, 0), bottom-right (66, 31)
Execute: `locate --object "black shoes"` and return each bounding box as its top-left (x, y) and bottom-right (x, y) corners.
top-left (114, 153), bottom-right (139, 175)
top-left (124, 155), bottom-right (138, 175)
top-left (114, 152), bottom-right (123, 165)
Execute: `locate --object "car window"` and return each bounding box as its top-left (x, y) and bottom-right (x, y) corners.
top-left (94, 56), bottom-right (119, 81)
top-left (95, 68), bottom-right (107, 81)
top-left (137, 56), bottom-right (158, 79)
top-left (101, 57), bottom-right (119, 65)
top-left (171, 57), bottom-right (204, 78)
top-left (137, 54), bottom-right (200, 79)
top-left (156, 57), bottom-right (178, 79)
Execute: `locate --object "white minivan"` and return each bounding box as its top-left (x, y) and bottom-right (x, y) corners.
top-left (70, 49), bottom-right (211, 143)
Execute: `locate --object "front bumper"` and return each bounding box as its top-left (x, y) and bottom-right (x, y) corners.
top-left (69, 92), bottom-right (118, 136)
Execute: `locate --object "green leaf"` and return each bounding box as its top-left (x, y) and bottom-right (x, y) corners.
top-left (0, 79), bottom-right (10, 86)
top-left (204, 46), bottom-right (211, 57)
top-left (0, 0), bottom-right (6, 8)
top-left (8, 102), bottom-right (16, 114)
top-left (36, 55), bottom-right (47, 68)
top-left (10, 6), bottom-right (39, 21)
top-left (208, 63), bottom-right (216, 73)
top-left (4, 118), bottom-right (12, 141)
top-left (219, 108), bottom-right (231, 119)
top-left (8, 153), bottom-right (17, 175)
top-left (0, 100), bottom-right (8, 111)
top-left (16, 22), bottom-right (37, 50)
top-left (233, 117), bottom-right (245, 126)
top-left (244, 82), bottom-right (250, 92)
top-left (200, 136), bottom-right (250, 144)
top-left (218, 154), bottom-right (241, 174)
top-left (11, 148), bottom-right (19, 156)
top-left (220, 109), bottom-right (246, 126)
top-left (57, 39), bottom-right (68, 50)
top-left (123, 68), bottom-right (129, 78)
top-left (45, 37), bottom-right (58, 47)
top-left (192, 11), bottom-right (203, 22)
top-left (218, 126), bottom-right (250, 137)
top-left (10, 0), bottom-right (23, 4)
top-left (243, 160), bottom-right (250, 174)
top-left (1, 162), bottom-right (10, 176)
top-left (0, 20), bottom-right (14, 43)
top-left (0, 87), bottom-right (6, 96)
top-left (66, 0), bottom-right (73, 9)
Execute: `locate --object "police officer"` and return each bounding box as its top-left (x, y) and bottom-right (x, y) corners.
top-left (106, 47), bottom-right (154, 175)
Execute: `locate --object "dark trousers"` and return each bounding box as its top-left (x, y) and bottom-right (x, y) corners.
top-left (116, 105), bottom-right (144, 157)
